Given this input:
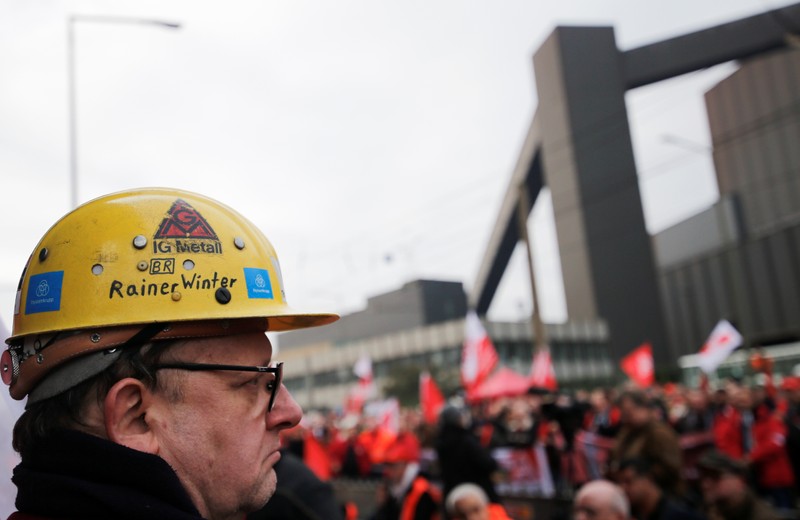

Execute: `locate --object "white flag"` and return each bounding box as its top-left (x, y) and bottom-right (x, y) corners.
top-left (461, 311), bottom-right (499, 390)
top-left (353, 353), bottom-right (372, 381)
top-left (697, 320), bottom-right (743, 374)
top-left (353, 353), bottom-right (375, 400)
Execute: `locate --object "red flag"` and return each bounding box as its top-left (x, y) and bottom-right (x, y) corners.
top-left (461, 311), bottom-right (499, 391)
top-left (697, 320), bottom-right (742, 374)
top-left (304, 430), bottom-right (332, 481)
top-left (529, 348), bottom-right (557, 391)
top-left (419, 371), bottom-right (445, 424)
top-left (620, 343), bottom-right (655, 387)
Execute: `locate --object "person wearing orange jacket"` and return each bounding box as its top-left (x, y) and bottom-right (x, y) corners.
top-left (444, 483), bottom-right (512, 520)
top-left (370, 433), bottom-right (441, 520)
top-left (747, 401), bottom-right (795, 511)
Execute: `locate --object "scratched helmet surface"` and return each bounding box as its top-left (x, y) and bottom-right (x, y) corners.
top-left (10, 188), bottom-right (338, 340)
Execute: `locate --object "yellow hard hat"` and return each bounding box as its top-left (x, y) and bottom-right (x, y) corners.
top-left (4, 188), bottom-right (338, 400)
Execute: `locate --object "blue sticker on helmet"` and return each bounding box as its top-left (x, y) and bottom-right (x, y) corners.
top-left (25, 271), bottom-right (64, 314)
top-left (243, 268), bottom-right (273, 299)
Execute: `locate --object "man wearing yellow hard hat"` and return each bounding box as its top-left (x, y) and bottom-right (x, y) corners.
top-left (2, 188), bottom-right (338, 520)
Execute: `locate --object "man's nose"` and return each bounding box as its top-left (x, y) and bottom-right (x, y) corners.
top-left (267, 384), bottom-right (302, 430)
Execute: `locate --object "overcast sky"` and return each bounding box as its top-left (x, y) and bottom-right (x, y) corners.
top-left (1, 0), bottom-right (794, 336)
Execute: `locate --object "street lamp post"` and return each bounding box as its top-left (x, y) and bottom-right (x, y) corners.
top-left (68, 15), bottom-right (180, 208)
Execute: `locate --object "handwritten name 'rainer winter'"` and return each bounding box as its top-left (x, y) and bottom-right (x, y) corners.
top-left (109, 272), bottom-right (237, 299)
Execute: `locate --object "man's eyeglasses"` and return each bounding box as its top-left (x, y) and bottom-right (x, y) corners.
top-left (151, 361), bottom-right (283, 412)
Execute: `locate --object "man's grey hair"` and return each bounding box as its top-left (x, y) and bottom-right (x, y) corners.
top-left (445, 483), bottom-right (488, 515)
top-left (576, 479), bottom-right (630, 517)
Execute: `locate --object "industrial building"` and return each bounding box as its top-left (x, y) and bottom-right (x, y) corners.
top-left (279, 280), bottom-right (611, 409)
top-left (279, 4), bottom-right (800, 409)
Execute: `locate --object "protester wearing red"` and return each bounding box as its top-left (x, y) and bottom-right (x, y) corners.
top-left (783, 376), bottom-right (800, 496)
top-left (713, 389), bottom-right (746, 460)
top-left (748, 402), bottom-right (795, 510)
top-left (360, 422), bottom-right (398, 475)
top-left (328, 416), bottom-right (372, 478)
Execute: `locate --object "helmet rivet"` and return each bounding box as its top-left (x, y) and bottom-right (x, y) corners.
top-left (234, 237), bottom-right (245, 250)
top-left (183, 259), bottom-right (195, 271)
top-left (171, 291), bottom-right (182, 302)
top-left (215, 287), bottom-right (232, 304)
top-left (36, 354), bottom-right (44, 364)
top-left (133, 235), bottom-right (148, 249)
top-left (137, 261), bottom-right (148, 271)
top-left (90, 333), bottom-right (101, 343)
top-left (91, 264), bottom-right (104, 275)
top-left (38, 248), bottom-right (49, 262)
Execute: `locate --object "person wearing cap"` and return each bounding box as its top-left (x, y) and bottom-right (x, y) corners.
top-left (444, 483), bottom-right (511, 520)
top-left (370, 432), bottom-right (441, 520)
top-left (697, 451), bottom-right (778, 520)
top-left (2, 189), bottom-right (338, 520)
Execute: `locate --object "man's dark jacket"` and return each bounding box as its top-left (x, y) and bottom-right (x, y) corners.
top-left (10, 429), bottom-right (202, 519)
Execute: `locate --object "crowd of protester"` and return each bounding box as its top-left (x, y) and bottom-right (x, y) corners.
top-left (268, 375), bottom-right (800, 519)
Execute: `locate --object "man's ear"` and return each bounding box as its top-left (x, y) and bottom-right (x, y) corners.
top-left (103, 377), bottom-right (159, 454)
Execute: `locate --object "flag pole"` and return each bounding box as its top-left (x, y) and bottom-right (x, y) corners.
top-left (517, 183), bottom-right (547, 352)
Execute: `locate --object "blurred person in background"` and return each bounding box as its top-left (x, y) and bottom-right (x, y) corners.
top-left (675, 389), bottom-right (714, 435)
top-left (747, 398), bottom-right (794, 511)
top-left (609, 391), bottom-right (683, 496)
top-left (710, 388), bottom-right (729, 416)
top-left (780, 376), bottom-right (800, 498)
top-left (573, 479), bottom-right (631, 520)
top-left (697, 451), bottom-right (777, 520)
top-left (436, 405), bottom-right (501, 504)
top-left (585, 389), bottom-right (621, 438)
top-left (713, 385), bottom-right (747, 460)
top-left (617, 458), bottom-right (704, 520)
top-left (329, 414), bottom-right (372, 478)
top-left (370, 432), bottom-right (440, 520)
top-left (444, 483), bottom-right (511, 520)
top-left (491, 397), bottom-right (538, 448)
